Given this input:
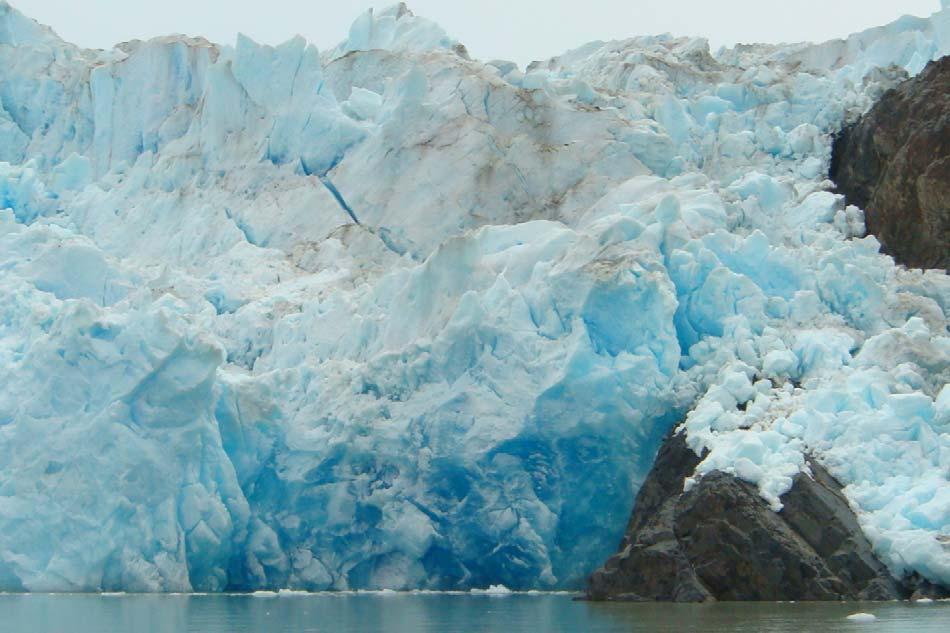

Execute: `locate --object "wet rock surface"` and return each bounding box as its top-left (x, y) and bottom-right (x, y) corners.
top-left (831, 56), bottom-right (950, 270)
top-left (586, 431), bottom-right (928, 602)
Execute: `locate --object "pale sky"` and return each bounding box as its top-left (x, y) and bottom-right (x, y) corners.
top-left (12, 0), bottom-right (943, 67)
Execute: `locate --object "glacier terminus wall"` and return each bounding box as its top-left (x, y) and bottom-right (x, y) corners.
top-left (0, 1), bottom-right (948, 592)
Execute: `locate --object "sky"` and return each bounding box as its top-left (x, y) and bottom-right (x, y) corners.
top-left (12, 0), bottom-right (943, 67)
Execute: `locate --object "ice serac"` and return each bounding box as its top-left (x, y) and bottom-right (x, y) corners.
top-left (0, 0), bottom-right (948, 593)
top-left (328, 3), bottom-right (464, 61)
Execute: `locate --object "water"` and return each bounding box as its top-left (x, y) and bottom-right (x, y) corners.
top-left (0, 593), bottom-right (947, 632)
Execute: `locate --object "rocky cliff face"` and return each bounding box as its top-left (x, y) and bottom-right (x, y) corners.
top-left (587, 431), bottom-right (947, 602)
top-left (831, 57), bottom-right (950, 270)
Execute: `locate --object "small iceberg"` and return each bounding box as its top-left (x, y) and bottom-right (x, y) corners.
top-left (472, 585), bottom-right (513, 596)
top-left (846, 613), bottom-right (877, 623)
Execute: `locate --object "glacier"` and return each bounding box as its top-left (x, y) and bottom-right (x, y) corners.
top-left (0, 0), bottom-right (948, 592)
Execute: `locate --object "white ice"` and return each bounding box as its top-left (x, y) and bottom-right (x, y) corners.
top-left (0, 0), bottom-right (947, 592)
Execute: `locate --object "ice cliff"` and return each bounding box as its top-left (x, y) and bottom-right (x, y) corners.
top-left (0, 0), bottom-right (947, 592)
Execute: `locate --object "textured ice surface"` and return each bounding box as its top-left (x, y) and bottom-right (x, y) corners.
top-left (0, 0), bottom-right (947, 591)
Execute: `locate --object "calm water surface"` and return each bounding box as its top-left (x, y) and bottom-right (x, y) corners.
top-left (0, 593), bottom-right (947, 632)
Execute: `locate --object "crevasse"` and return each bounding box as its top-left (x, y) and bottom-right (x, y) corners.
top-left (0, 0), bottom-right (947, 591)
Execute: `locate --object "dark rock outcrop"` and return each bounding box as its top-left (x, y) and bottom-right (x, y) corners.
top-left (830, 56), bottom-right (950, 270)
top-left (587, 431), bottom-right (915, 602)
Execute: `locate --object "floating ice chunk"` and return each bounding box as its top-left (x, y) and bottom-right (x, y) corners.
top-left (473, 585), bottom-right (513, 596)
top-left (846, 613), bottom-right (877, 623)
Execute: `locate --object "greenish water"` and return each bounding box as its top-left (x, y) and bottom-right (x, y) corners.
top-left (0, 593), bottom-right (946, 632)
